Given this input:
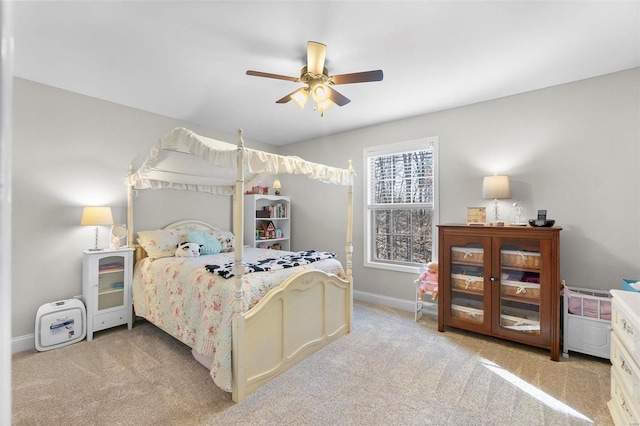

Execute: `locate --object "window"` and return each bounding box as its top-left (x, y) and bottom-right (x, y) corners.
top-left (363, 138), bottom-right (438, 273)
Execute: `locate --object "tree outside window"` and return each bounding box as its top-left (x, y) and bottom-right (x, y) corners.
top-left (364, 138), bottom-right (438, 273)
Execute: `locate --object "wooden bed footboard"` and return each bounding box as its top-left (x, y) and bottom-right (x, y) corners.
top-left (231, 269), bottom-right (352, 403)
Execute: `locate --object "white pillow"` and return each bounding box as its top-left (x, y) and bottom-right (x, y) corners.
top-left (137, 229), bottom-right (181, 259)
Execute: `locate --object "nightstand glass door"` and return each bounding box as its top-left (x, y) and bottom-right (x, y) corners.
top-left (97, 255), bottom-right (126, 312)
top-left (83, 248), bottom-right (134, 341)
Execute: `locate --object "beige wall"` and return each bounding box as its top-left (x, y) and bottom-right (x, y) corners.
top-left (11, 68), bottom-right (640, 339)
top-left (12, 78), bottom-right (277, 338)
top-left (284, 68), bottom-right (640, 309)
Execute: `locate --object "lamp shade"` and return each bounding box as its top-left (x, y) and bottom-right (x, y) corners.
top-left (482, 175), bottom-right (511, 199)
top-left (80, 207), bottom-right (114, 226)
top-left (272, 179), bottom-right (281, 189)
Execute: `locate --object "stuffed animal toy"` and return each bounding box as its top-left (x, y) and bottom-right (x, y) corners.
top-left (175, 242), bottom-right (203, 257)
top-left (219, 236), bottom-right (235, 253)
top-left (415, 262), bottom-right (438, 300)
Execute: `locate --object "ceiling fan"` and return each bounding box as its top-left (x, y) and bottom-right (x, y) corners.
top-left (246, 41), bottom-right (383, 116)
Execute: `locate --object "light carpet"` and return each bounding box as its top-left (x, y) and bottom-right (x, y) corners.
top-left (12, 301), bottom-right (613, 425)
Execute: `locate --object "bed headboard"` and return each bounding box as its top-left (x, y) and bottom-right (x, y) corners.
top-left (132, 219), bottom-right (221, 264)
top-left (164, 219), bottom-right (220, 233)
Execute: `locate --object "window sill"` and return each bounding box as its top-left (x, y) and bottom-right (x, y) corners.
top-left (364, 260), bottom-right (420, 274)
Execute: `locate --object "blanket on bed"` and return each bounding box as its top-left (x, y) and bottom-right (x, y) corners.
top-left (205, 250), bottom-right (336, 278)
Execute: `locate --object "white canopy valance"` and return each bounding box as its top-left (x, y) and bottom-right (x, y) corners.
top-left (128, 127), bottom-right (353, 195)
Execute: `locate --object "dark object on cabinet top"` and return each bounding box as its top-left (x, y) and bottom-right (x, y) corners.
top-left (528, 219), bottom-right (556, 227)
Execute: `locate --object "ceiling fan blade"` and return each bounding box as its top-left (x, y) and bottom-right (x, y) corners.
top-left (307, 41), bottom-right (327, 75)
top-left (246, 70), bottom-right (299, 82)
top-left (330, 70), bottom-right (384, 85)
top-left (327, 87), bottom-right (351, 106)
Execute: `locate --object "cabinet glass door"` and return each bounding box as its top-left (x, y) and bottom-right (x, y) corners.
top-left (496, 240), bottom-right (543, 336)
top-left (97, 255), bottom-right (126, 312)
top-left (448, 242), bottom-right (487, 326)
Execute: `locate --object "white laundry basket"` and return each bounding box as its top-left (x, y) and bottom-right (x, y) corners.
top-left (35, 299), bottom-right (86, 351)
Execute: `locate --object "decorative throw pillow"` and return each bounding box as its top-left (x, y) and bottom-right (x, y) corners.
top-left (137, 229), bottom-right (181, 259)
top-left (211, 230), bottom-right (235, 252)
top-left (186, 231), bottom-right (222, 255)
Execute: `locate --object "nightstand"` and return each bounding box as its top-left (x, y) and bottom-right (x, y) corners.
top-left (82, 248), bottom-right (134, 341)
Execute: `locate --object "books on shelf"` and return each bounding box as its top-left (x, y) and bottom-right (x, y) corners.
top-left (99, 262), bottom-right (123, 272)
top-left (270, 203), bottom-right (286, 218)
top-left (257, 203), bottom-right (288, 219)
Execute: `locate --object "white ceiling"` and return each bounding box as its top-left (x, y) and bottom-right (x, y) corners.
top-left (12, 1), bottom-right (640, 146)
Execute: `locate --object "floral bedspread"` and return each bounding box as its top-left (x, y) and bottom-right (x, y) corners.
top-left (132, 248), bottom-right (345, 392)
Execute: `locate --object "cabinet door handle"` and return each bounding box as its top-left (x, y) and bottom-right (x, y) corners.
top-left (490, 277), bottom-right (496, 282)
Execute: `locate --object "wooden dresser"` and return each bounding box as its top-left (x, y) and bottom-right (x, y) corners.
top-left (608, 289), bottom-right (640, 424)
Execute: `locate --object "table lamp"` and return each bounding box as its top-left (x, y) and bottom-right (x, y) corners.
top-left (273, 179), bottom-right (281, 195)
top-left (81, 206), bottom-right (114, 250)
top-left (482, 175), bottom-right (510, 222)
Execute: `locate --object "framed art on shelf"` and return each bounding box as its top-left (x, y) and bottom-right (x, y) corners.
top-left (467, 207), bottom-right (486, 225)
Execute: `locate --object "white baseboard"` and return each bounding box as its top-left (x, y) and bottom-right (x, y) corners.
top-left (353, 290), bottom-right (415, 312)
top-left (12, 292), bottom-right (427, 353)
top-left (12, 334), bottom-right (34, 354)
top-left (353, 290), bottom-right (438, 318)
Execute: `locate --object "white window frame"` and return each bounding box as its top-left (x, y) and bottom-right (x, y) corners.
top-left (363, 137), bottom-right (439, 274)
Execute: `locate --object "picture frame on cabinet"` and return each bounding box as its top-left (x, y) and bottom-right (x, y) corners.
top-left (467, 207), bottom-right (486, 225)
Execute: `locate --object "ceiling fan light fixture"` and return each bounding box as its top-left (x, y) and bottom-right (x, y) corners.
top-left (311, 83), bottom-right (330, 103)
top-left (315, 99), bottom-right (333, 113)
top-left (290, 88), bottom-right (309, 109)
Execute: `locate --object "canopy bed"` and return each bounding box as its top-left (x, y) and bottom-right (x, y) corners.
top-left (126, 127), bottom-right (354, 402)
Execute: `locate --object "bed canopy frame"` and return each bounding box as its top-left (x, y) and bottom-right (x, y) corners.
top-left (126, 127), bottom-right (354, 402)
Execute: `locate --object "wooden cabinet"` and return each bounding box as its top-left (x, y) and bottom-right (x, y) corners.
top-left (437, 224), bottom-right (562, 361)
top-left (243, 194), bottom-right (290, 250)
top-left (82, 248), bottom-right (134, 341)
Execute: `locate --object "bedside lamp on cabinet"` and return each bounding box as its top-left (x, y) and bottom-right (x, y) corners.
top-left (482, 175), bottom-right (510, 222)
top-left (81, 206), bottom-right (114, 251)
